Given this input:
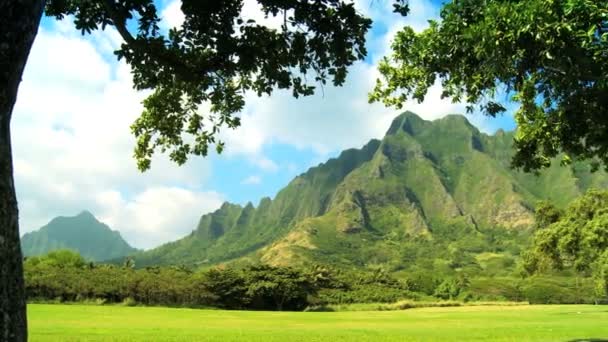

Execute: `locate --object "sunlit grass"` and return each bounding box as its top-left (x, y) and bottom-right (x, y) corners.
top-left (29, 304), bottom-right (608, 341)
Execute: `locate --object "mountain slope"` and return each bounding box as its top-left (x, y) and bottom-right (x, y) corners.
top-left (131, 112), bottom-right (608, 268)
top-left (21, 211), bottom-right (137, 261)
top-left (133, 139), bottom-right (382, 267)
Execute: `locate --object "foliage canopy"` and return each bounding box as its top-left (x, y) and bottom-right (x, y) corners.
top-left (45, 0), bottom-right (376, 170)
top-left (371, 0), bottom-right (608, 171)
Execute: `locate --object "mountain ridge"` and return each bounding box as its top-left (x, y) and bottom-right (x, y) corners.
top-left (128, 111), bottom-right (608, 269)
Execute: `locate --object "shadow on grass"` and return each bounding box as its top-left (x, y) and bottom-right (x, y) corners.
top-left (567, 339), bottom-right (608, 342)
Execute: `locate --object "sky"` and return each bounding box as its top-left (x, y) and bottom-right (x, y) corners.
top-left (13, 0), bottom-right (517, 250)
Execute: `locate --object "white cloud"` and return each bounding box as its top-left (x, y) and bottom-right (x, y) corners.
top-left (12, 26), bottom-right (221, 249)
top-left (236, 63), bottom-right (398, 155)
top-left (23, 28), bottom-right (111, 88)
top-left (160, 0), bottom-right (283, 32)
top-left (96, 187), bottom-right (224, 249)
top-left (222, 117), bottom-right (266, 156)
top-left (225, 63), bottom-right (465, 160)
top-left (241, 0), bottom-right (284, 30)
top-left (160, 0), bottom-right (185, 30)
top-left (241, 175), bottom-right (262, 185)
top-left (354, 0), bottom-right (440, 63)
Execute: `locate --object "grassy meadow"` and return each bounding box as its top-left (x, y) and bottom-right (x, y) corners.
top-left (29, 304), bottom-right (608, 341)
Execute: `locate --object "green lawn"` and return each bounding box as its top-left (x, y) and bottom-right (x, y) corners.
top-left (29, 304), bottom-right (608, 341)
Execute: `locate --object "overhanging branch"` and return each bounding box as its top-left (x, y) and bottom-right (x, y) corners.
top-left (101, 0), bottom-right (206, 83)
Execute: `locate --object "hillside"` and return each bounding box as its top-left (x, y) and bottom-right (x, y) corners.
top-left (21, 211), bottom-right (137, 261)
top-left (131, 112), bottom-right (608, 269)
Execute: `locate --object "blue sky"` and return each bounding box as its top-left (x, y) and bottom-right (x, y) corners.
top-left (14, 0), bottom-right (516, 249)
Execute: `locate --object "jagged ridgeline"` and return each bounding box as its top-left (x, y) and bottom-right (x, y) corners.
top-left (131, 112), bottom-right (608, 268)
top-left (21, 211), bottom-right (137, 262)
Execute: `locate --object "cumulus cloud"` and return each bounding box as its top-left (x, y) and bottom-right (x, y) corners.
top-left (96, 187), bottom-right (224, 249)
top-left (225, 63), bottom-right (398, 156)
top-left (12, 26), bottom-right (221, 249)
top-left (223, 63), bottom-right (467, 161)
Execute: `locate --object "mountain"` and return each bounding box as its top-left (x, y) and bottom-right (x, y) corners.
top-left (131, 112), bottom-right (608, 269)
top-left (21, 211), bottom-right (137, 261)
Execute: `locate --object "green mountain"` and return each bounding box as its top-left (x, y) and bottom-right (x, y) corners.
top-left (21, 211), bottom-right (137, 261)
top-left (131, 112), bottom-right (608, 269)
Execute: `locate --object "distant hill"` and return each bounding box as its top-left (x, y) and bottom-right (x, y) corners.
top-left (21, 211), bottom-right (137, 261)
top-left (130, 112), bottom-right (608, 269)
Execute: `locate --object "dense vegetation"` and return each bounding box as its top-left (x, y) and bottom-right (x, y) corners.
top-left (524, 189), bottom-right (608, 297)
top-left (25, 250), bottom-right (322, 311)
top-left (24, 247), bottom-right (605, 311)
top-left (21, 211), bottom-right (137, 261)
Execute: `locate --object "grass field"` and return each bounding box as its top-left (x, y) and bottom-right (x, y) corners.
top-left (29, 304), bottom-right (608, 341)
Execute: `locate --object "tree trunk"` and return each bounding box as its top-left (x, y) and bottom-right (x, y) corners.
top-left (0, 0), bottom-right (45, 341)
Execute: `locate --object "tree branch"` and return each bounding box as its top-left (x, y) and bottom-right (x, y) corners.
top-left (101, 0), bottom-right (207, 83)
top-left (101, 0), bottom-right (136, 45)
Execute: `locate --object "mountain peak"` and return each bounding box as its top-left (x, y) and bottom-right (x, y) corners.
top-left (21, 211), bottom-right (136, 261)
top-left (385, 111), bottom-right (426, 136)
top-left (386, 112), bottom-right (481, 139)
top-left (76, 210), bottom-right (96, 220)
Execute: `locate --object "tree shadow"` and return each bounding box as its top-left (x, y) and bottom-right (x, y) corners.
top-left (567, 339), bottom-right (608, 342)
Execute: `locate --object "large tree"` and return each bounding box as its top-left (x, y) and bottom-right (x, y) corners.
top-left (0, 0), bottom-right (393, 339)
top-left (523, 189), bottom-right (608, 299)
top-left (370, 0), bottom-right (608, 172)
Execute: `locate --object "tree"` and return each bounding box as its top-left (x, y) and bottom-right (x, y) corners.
top-left (243, 265), bottom-right (316, 311)
top-left (0, 0), bottom-right (386, 339)
top-left (370, 0), bottom-right (608, 172)
top-left (199, 268), bottom-right (248, 309)
top-left (523, 190), bottom-right (608, 297)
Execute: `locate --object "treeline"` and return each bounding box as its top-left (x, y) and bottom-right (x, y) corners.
top-left (317, 268), bottom-right (602, 305)
top-left (25, 250), bottom-right (317, 311)
top-left (24, 250), bottom-right (605, 311)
